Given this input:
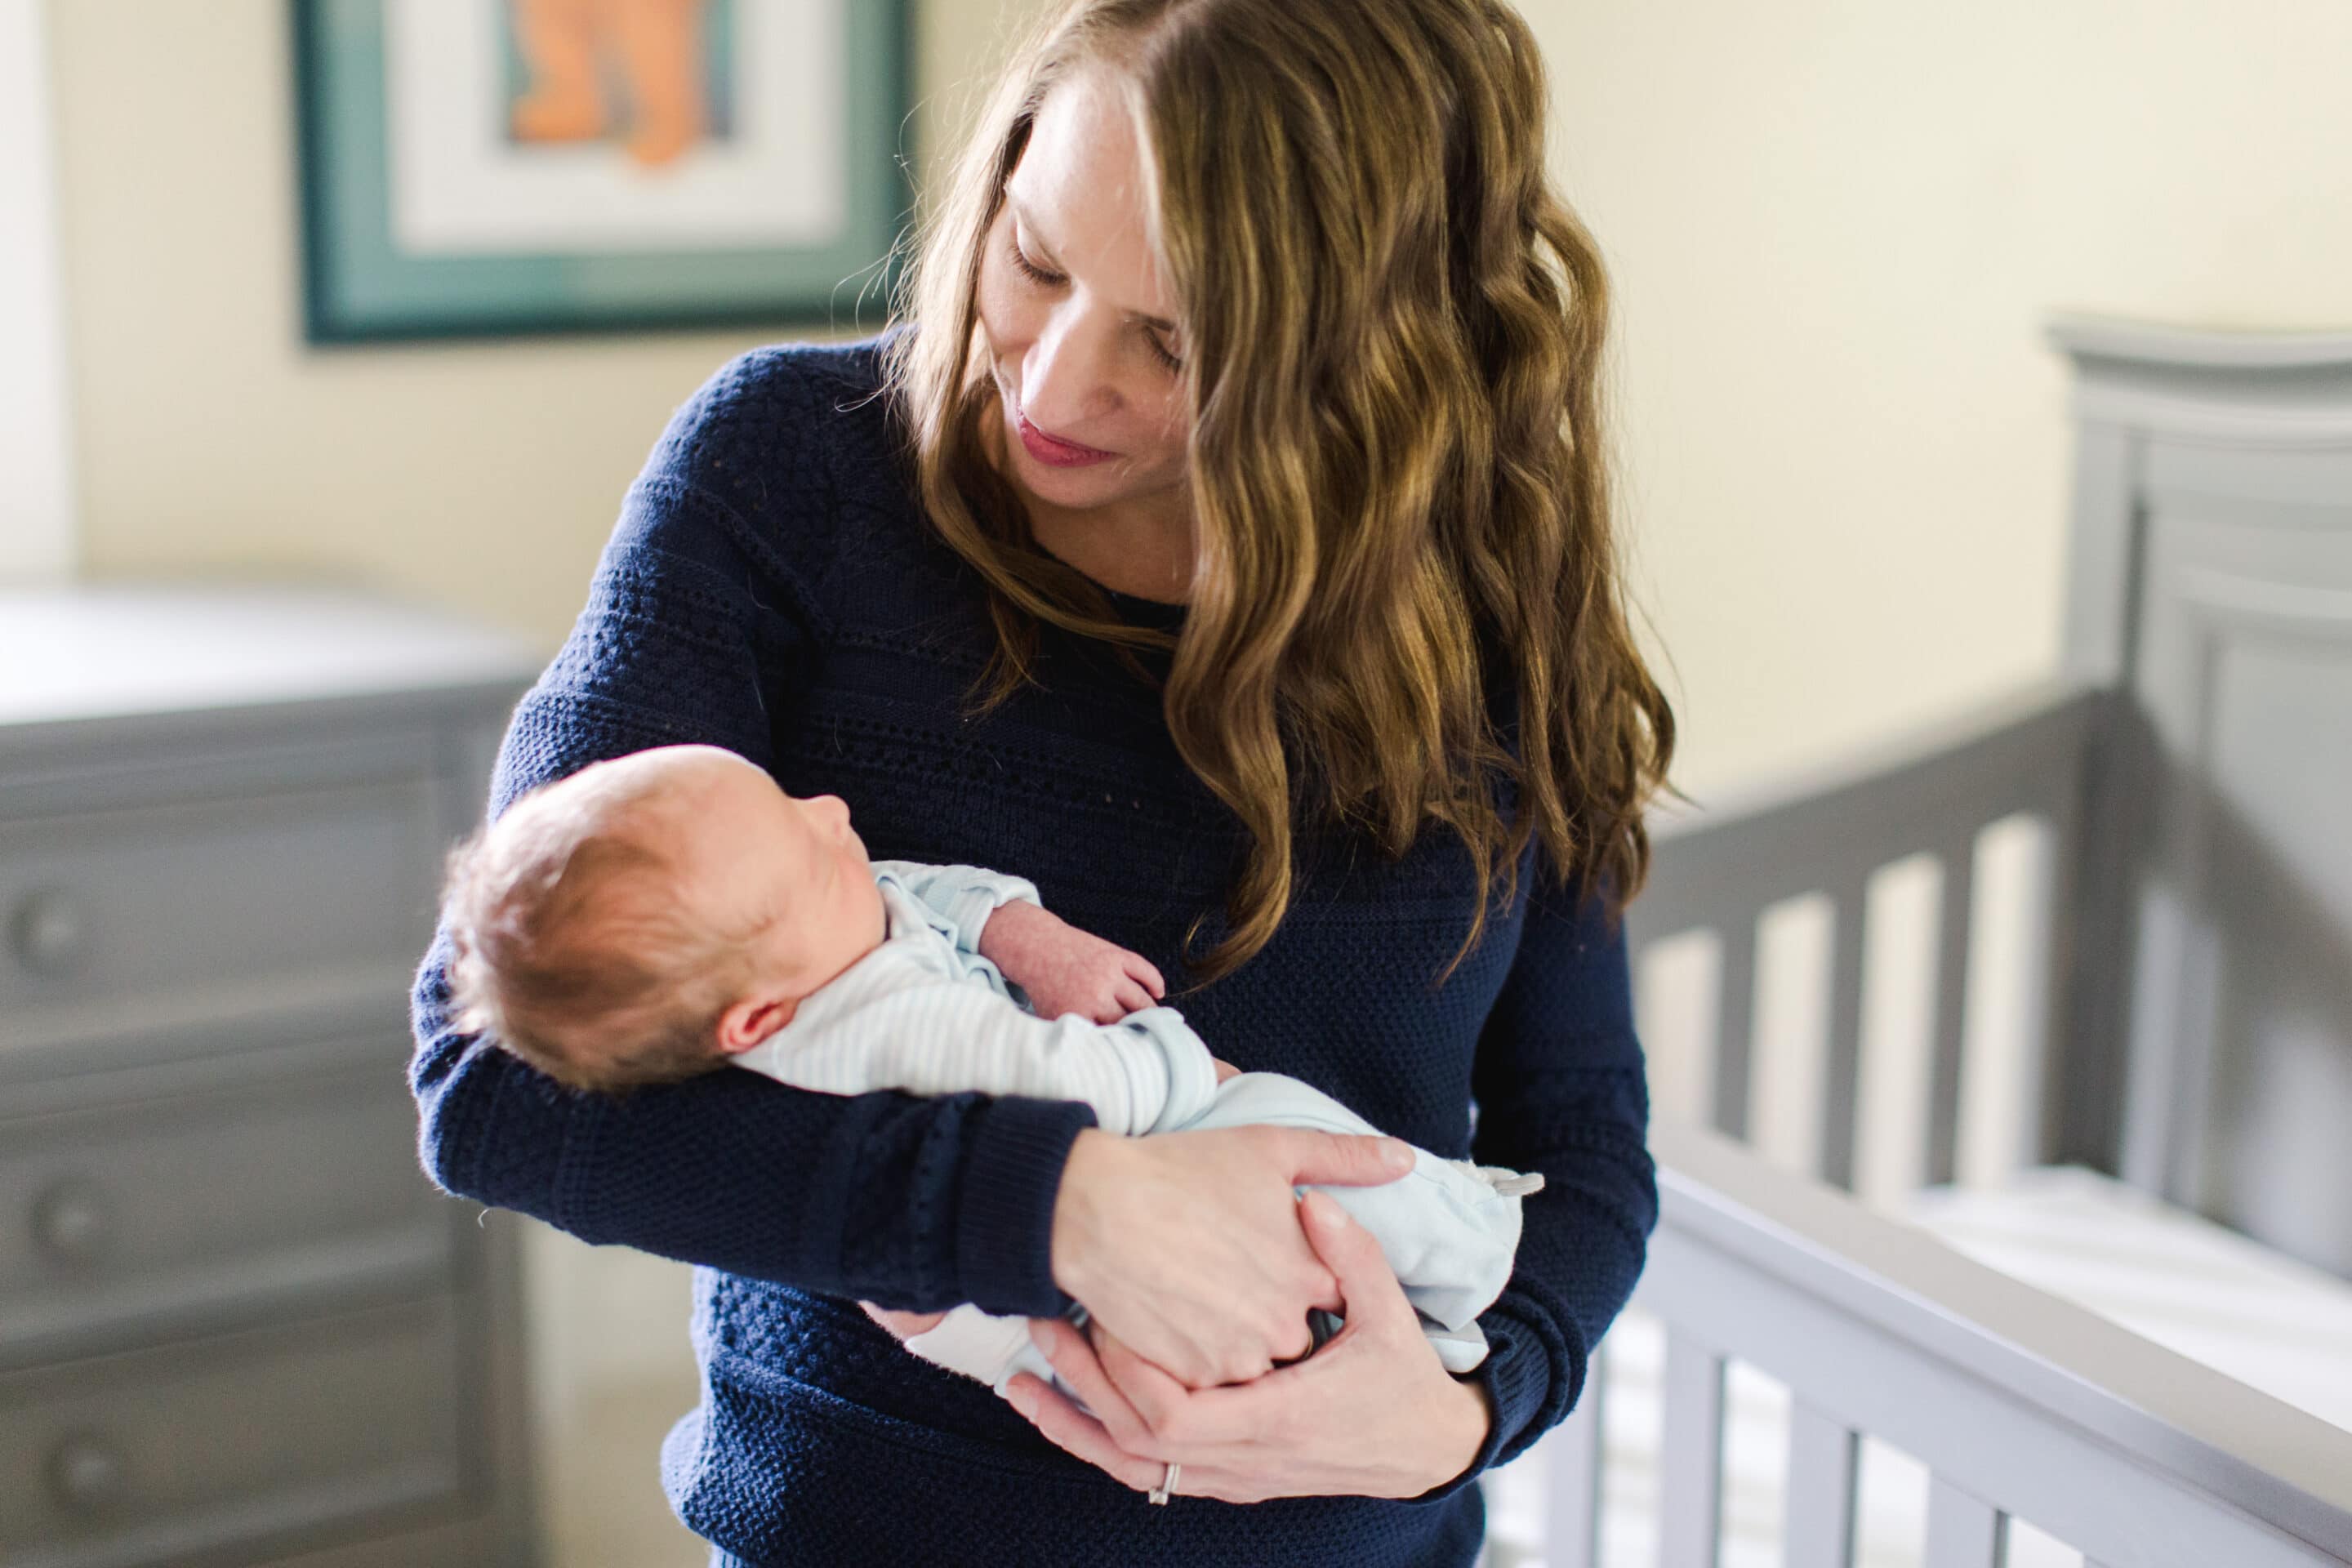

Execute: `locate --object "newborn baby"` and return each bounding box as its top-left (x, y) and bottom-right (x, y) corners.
top-left (438, 743), bottom-right (1541, 1401)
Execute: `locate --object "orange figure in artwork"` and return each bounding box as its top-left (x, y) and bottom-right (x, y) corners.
top-left (509, 0), bottom-right (708, 169)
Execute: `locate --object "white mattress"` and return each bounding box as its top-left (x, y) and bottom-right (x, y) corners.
top-left (1479, 1165), bottom-right (2352, 1568)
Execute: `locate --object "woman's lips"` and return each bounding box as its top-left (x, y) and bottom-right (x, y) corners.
top-left (1017, 409), bottom-right (1116, 468)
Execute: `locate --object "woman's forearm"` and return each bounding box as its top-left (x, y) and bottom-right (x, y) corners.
top-left (1462, 870), bottom-right (1659, 1472)
top-left (412, 929), bottom-right (1098, 1315)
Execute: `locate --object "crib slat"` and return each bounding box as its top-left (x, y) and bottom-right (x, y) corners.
top-left (1924, 1474), bottom-right (2006, 1568)
top-left (2009, 813), bottom-right (2063, 1174)
top-left (1784, 1399), bottom-right (1858, 1568)
top-left (1924, 835), bottom-right (1978, 1187)
top-left (1659, 1330), bottom-right (1726, 1568)
top-left (1820, 880), bottom-right (1869, 1189)
top-left (1544, 1356), bottom-right (1605, 1568)
top-left (1713, 917), bottom-right (1758, 1138)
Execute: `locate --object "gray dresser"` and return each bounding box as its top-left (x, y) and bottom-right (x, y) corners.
top-left (0, 586), bottom-right (543, 1567)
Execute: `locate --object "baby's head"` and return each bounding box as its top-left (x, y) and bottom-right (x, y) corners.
top-left (439, 744), bottom-right (884, 1093)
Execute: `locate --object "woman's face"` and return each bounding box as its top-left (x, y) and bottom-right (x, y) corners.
top-left (974, 65), bottom-right (1192, 519)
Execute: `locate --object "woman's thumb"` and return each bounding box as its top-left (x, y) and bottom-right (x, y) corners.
top-left (1297, 1191), bottom-right (1405, 1320)
top-left (1285, 1130), bottom-right (1417, 1188)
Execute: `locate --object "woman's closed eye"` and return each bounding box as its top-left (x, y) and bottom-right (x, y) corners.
top-left (1007, 233), bottom-right (1059, 289)
top-left (1008, 235), bottom-right (1184, 374)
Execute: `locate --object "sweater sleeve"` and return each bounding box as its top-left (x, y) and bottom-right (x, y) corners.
top-left (406, 349), bottom-right (1098, 1317)
top-left (1409, 861), bottom-right (1659, 1501)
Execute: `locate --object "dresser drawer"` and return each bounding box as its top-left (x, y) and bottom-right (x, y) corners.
top-left (0, 1051), bottom-right (452, 1364)
top-left (0, 1294), bottom-right (464, 1567)
top-left (0, 777), bottom-right (439, 1031)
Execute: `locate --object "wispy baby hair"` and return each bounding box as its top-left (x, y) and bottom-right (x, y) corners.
top-left (439, 758), bottom-right (755, 1094)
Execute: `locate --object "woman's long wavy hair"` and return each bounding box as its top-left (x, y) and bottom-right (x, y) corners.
top-left (877, 0), bottom-right (1675, 990)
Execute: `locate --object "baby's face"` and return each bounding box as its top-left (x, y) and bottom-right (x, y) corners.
top-left (679, 751), bottom-right (887, 996)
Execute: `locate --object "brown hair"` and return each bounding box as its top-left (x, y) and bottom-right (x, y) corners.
top-left (879, 0), bottom-right (1674, 989)
top-left (439, 768), bottom-right (760, 1094)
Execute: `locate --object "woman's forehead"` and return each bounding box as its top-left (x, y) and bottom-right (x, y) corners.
top-left (1011, 70), bottom-right (1174, 320)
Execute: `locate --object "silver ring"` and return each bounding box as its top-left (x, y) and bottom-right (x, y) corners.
top-left (1147, 1460), bottom-right (1179, 1505)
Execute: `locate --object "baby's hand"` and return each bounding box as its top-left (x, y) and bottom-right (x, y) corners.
top-left (978, 901), bottom-right (1165, 1024)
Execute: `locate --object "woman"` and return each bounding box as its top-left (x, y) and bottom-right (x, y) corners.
top-left (406, 0), bottom-right (1672, 1561)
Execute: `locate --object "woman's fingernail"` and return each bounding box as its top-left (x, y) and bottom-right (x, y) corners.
top-left (1314, 1192), bottom-right (1353, 1227)
top-left (1008, 1386), bottom-right (1036, 1419)
top-left (1383, 1139), bottom-right (1415, 1170)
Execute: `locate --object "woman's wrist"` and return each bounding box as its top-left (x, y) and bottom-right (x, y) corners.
top-left (1428, 1374), bottom-right (1495, 1490)
top-left (1048, 1126), bottom-right (1119, 1302)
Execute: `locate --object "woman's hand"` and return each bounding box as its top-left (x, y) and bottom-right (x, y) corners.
top-left (1050, 1126), bottom-right (1417, 1388)
top-left (1011, 1189), bottom-right (1494, 1501)
top-left (978, 901), bottom-right (1164, 1023)
top-left (861, 1065), bottom-right (1233, 1348)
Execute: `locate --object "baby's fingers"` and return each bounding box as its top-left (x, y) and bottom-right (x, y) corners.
top-left (1113, 979), bottom-right (1154, 1015)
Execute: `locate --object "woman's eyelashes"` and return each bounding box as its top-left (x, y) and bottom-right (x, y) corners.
top-left (1007, 233), bottom-right (1058, 287)
top-left (1007, 234), bottom-right (1183, 373)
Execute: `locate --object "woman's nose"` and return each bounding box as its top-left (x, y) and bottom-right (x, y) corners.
top-left (1024, 314), bottom-right (1116, 427)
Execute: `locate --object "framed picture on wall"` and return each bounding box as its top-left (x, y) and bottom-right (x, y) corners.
top-left (291, 0), bottom-right (911, 342)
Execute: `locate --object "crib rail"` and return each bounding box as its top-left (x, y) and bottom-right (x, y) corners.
top-left (1627, 681), bottom-right (2112, 1189)
top-left (1536, 1120), bottom-right (2352, 1568)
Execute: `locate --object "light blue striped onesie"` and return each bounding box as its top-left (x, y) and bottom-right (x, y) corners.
top-left (733, 860), bottom-right (1542, 1406)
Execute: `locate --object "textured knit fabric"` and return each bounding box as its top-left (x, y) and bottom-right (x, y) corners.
top-left (742, 867), bottom-right (1221, 1138)
top-left (405, 327), bottom-right (1659, 1567)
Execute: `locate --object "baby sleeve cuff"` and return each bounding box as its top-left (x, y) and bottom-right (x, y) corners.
top-left (937, 874), bottom-right (1042, 947)
top-left (952, 1094), bottom-right (1098, 1317)
top-left (1126, 1007), bottom-right (1220, 1134)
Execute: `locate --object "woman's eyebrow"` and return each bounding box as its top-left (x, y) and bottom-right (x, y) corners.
top-left (1007, 191), bottom-right (1179, 335)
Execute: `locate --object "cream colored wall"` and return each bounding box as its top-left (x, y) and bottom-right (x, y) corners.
top-left (51, 3), bottom-right (2352, 797)
top-left (1519, 0), bottom-right (2352, 794)
top-left (45, 0), bottom-right (1053, 648)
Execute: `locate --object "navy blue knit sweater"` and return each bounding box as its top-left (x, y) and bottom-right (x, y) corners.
top-left (406, 329), bottom-right (1657, 1566)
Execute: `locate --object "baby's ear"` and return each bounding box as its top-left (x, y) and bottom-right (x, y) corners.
top-left (715, 991), bottom-right (799, 1054)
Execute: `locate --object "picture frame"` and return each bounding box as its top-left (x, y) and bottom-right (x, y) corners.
top-left (291, 0), bottom-right (912, 343)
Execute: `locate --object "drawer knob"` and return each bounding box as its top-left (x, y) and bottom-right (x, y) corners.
top-left (50, 1433), bottom-right (127, 1513)
top-left (33, 1178), bottom-right (114, 1267)
top-left (11, 888), bottom-right (87, 974)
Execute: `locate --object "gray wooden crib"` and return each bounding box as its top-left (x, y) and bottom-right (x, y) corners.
top-left (1481, 316), bottom-right (2352, 1568)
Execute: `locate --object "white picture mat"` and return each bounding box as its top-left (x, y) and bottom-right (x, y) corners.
top-left (0, 0), bottom-right (76, 581)
top-left (385, 0), bottom-right (848, 256)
